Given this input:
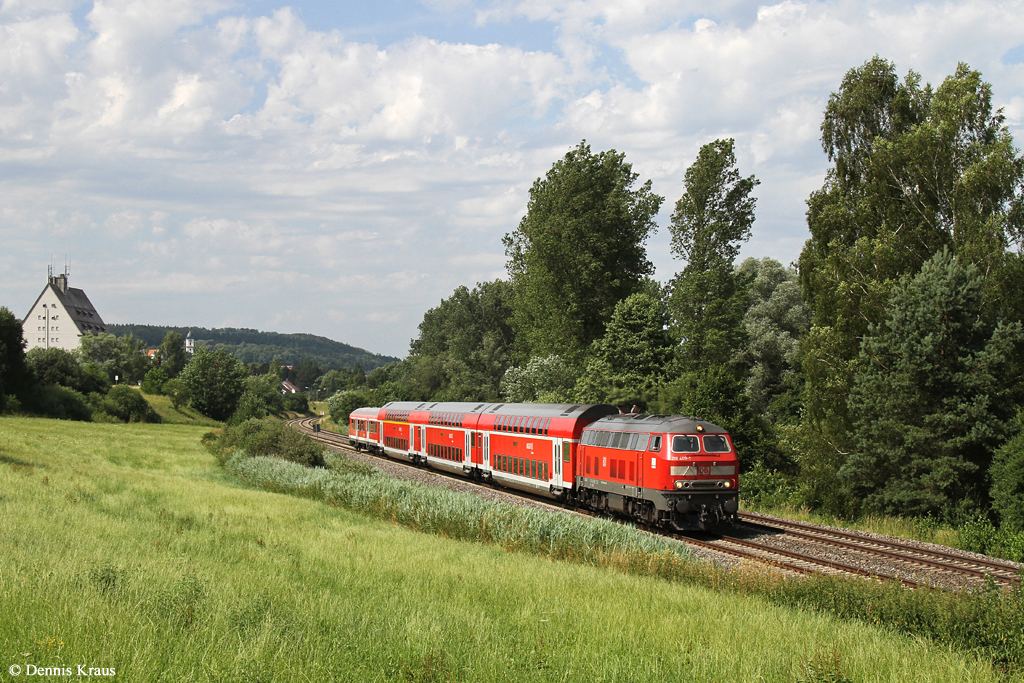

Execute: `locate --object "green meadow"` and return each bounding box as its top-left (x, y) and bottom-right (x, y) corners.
top-left (0, 416), bottom-right (1014, 682)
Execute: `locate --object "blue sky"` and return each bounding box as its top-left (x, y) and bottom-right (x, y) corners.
top-left (1, 0), bottom-right (1023, 357)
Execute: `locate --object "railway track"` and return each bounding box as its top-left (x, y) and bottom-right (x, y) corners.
top-left (289, 417), bottom-right (1019, 589)
top-left (737, 511), bottom-right (1020, 588)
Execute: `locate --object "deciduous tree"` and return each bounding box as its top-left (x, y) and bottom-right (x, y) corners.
top-left (178, 348), bottom-right (248, 421)
top-left (158, 331), bottom-right (188, 378)
top-left (667, 138), bottom-right (758, 369)
top-left (504, 141), bottom-right (663, 362)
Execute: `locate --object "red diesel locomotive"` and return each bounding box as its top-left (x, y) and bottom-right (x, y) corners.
top-left (347, 401), bottom-right (739, 531)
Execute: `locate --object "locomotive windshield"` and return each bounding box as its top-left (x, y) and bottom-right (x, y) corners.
top-left (703, 435), bottom-right (730, 453)
top-left (671, 435), bottom-right (700, 453)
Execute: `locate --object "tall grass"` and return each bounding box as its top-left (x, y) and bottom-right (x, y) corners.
top-left (228, 448), bottom-right (1024, 673)
top-left (227, 451), bottom-right (693, 573)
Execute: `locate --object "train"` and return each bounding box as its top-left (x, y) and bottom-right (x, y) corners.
top-left (346, 401), bottom-right (739, 531)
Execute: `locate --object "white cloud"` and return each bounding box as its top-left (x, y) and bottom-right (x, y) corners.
top-left (2, 0), bottom-right (1024, 356)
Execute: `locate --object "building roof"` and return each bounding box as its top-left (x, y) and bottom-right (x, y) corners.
top-left (23, 274), bottom-right (107, 336)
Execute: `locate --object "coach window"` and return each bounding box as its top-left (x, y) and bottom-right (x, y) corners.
top-left (649, 435), bottom-right (661, 452)
top-left (531, 460), bottom-right (537, 478)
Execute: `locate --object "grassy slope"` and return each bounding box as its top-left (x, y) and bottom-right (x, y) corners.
top-left (140, 393), bottom-right (223, 427)
top-left (0, 417), bottom-right (1007, 682)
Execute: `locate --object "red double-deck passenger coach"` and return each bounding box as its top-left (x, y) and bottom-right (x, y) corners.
top-left (347, 401), bottom-right (739, 531)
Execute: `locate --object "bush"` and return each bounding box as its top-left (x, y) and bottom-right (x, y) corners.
top-left (28, 385), bottom-right (93, 421)
top-left (213, 417), bottom-right (325, 468)
top-left (957, 516), bottom-right (1024, 562)
top-left (5, 394), bottom-right (23, 413)
top-left (739, 462), bottom-right (800, 509)
top-left (100, 385), bottom-right (161, 423)
top-left (326, 390), bottom-right (369, 427)
top-left (26, 347), bottom-right (108, 395)
top-left (229, 391), bottom-right (267, 426)
top-left (140, 367), bottom-right (169, 395)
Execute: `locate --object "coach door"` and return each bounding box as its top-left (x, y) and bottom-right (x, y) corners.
top-left (414, 426), bottom-right (422, 453)
top-left (471, 431), bottom-right (483, 465)
top-left (553, 438), bottom-right (566, 486)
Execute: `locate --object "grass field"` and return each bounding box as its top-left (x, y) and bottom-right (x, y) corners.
top-left (0, 416), bottom-right (1014, 682)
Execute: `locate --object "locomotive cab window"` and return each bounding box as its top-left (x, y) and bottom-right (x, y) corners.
top-left (703, 435), bottom-right (731, 453)
top-left (672, 435), bottom-right (700, 453)
top-left (649, 435), bottom-right (661, 452)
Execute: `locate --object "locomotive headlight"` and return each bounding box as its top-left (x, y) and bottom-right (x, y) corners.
top-left (674, 480), bottom-right (684, 490)
top-left (723, 481), bottom-right (732, 488)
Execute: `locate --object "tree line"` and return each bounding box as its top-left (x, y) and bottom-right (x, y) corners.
top-left (328, 57), bottom-right (1024, 534)
top-left (0, 325), bottom-right (313, 424)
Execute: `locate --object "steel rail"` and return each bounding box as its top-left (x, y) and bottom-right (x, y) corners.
top-left (739, 511), bottom-right (1020, 586)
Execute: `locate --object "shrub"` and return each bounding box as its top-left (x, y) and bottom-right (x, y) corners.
top-left (957, 516), bottom-right (1024, 562)
top-left (213, 417), bottom-right (325, 467)
top-left (326, 390), bottom-right (369, 427)
top-left (26, 347), bottom-right (108, 395)
top-left (28, 385), bottom-right (93, 421)
top-left (140, 367), bottom-right (169, 395)
top-left (228, 391), bottom-right (267, 426)
top-left (2, 393), bottom-right (21, 415)
top-left (100, 385), bottom-right (161, 423)
top-left (740, 462), bottom-right (800, 509)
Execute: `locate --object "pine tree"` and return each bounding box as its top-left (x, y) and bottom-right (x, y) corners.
top-left (842, 250), bottom-right (1023, 518)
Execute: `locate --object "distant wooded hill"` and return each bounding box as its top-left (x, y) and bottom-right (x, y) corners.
top-left (106, 325), bottom-right (400, 370)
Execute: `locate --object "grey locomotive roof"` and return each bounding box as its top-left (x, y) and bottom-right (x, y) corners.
top-left (587, 413), bottom-right (728, 434)
top-left (23, 282), bottom-right (107, 335)
top-left (380, 401), bottom-right (618, 420)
